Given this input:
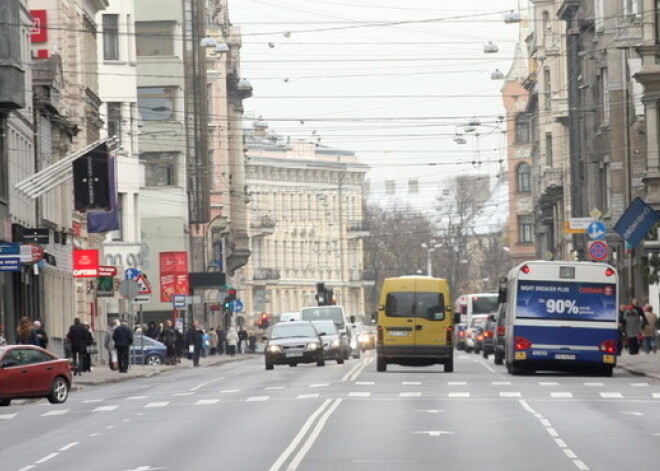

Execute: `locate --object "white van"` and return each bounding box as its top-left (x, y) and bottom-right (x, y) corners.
top-left (300, 305), bottom-right (354, 360)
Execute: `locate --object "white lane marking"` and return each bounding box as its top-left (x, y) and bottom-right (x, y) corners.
top-left (342, 361), bottom-right (363, 382)
top-left (564, 449), bottom-right (577, 459)
top-left (584, 382), bottom-right (604, 387)
top-left (17, 466), bottom-right (35, 471)
top-left (265, 386), bottom-right (285, 390)
top-left (540, 419), bottom-right (551, 427)
top-left (630, 382), bottom-right (649, 387)
top-left (415, 409), bottom-right (445, 414)
top-left (59, 442), bottom-right (79, 452)
top-left (356, 381), bottom-right (374, 385)
top-left (190, 377), bottom-right (223, 392)
top-left (195, 399), bottom-right (220, 405)
top-left (447, 382), bottom-right (466, 386)
top-left (539, 382), bottom-right (559, 386)
top-left (172, 392), bottom-right (194, 397)
top-left (83, 399), bottom-right (104, 403)
top-left (145, 402), bottom-right (169, 408)
top-left (220, 389), bottom-right (240, 393)
top-left (500, 392), bottom-right (522, 398)
top-left (246, 396), bottom-right (269, 402)
top-left (399, 392), bottom-right (421, 398)
top-left (653, 393), bottom-right (660, 399)
top-left (310, 383), bottom-right (329, 388)
top-left (269, 399), bottom-right (333, 471)
top-left (492, 381), bottom-right (511, 386)
top-left (297, 394), bottom-right (319, 399)
top-left (621, 411), bottom-right (643, 416)
top-left (348, 392), bottom-right (370, 397)
top-left (90, 433), bottom-right (99, 437)
top-left (125, 396), bottom-right (148, 401)
top-left (343, 357), bottom-right (372, 382)
top-left (0, 414), bottom-right (16, 420)
top-left (599, 392), bottom-right (623, 398)
top-left (36, 453), bottom-right (58, 464)
top-left (288, 399), bottom-right (343, 470)
top-left (551, 392), bottom-right (573, 398)
top-left (448, 392), bottom-right (470, 398)
top-left (555, 439), bottom-right (567, 448)
top-left (402, 381), bottom-right (421, 385)
top-left (93, 406), bottom-right (118, 412)
top-left (547, 428), bottom-right (559, 438)
top-left (412, 431), bottom-right (455, 436)
top-left (42, 410), bottom-right (70, 416)
top-left (574, 460), bottom-right (590, 470)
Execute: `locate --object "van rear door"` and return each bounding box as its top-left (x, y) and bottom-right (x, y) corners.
top-left (382, 279), bottom-right (416, 354)
top-left (412, 278), bottom-right (449, 354)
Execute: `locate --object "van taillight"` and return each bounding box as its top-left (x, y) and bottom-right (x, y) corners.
top-left (514, 336), bottom-right (532, 350)
top-left (446, 326), bottom-right (453, 343)
top-left (377, 325), bottom-right (384, 343)
top-left (497, 326), bottom-right (505, 337)
top-left (599, 339), bottom-right (617, 355)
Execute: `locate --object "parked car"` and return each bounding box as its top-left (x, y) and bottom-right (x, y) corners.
top-left (130, 335), bottom-right (167, 365)
top-left (264, 321), bottom-right (325, 370)
top-left (455, 322), bottom-right (467, 350)
top-left (0, 345), bottom-right (73, 406)
top-left (311, 320), bottom-right (345, 364)
top-left (464, 314), bottom-right (488, 353)
top-left (481, 312), bottom-right (499, 359)
top-left (493, 303), bottom-right (506, 365)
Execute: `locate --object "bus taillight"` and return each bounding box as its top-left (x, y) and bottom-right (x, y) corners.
top-left (520, 265), bottom-right (530, 274)
top-left (599, 339), bottom-right (617, 354)
top-left (514, 336), bottom-right (532, 350)
top-left (605, 268), bottom-right (615, 277)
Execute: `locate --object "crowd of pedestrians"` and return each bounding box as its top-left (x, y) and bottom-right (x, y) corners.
top-left (619, 298), bottom-right (659, 355)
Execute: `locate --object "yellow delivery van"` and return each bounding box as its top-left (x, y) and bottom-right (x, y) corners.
top-left (376, 276), bottom-right (455, 372)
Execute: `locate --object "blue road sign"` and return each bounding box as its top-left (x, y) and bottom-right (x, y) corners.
top-left (0, 242), bottom-right (20, 255)
top-left (587, 221), bottom-right (606, 240)
top-left (125, 268), bottom-right (140, 280)
top-left (0, 243), bottom-right (21, 271)
top-left (613, 197), bottom-right (660, 248)
top-left (232, 299), bottom-right (244, 313)
top-left (173, 294), bottom-right (186, 309)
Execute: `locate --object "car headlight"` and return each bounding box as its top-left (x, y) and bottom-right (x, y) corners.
top-left (305, 342), bottom-right (320, 351)
top-left (331, 339), bottom-right (340, 348)
top-left (267, 345), bottom-right (282, 353)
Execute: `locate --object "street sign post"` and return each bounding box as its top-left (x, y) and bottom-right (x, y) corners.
top-left (588, 240), bottom-right (609, 262)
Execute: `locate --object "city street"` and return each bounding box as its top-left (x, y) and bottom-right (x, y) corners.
top-left (2, 351), bottom-right (660, 471)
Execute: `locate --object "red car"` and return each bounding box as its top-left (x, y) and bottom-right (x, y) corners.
top-left (0, 345), bottom-right (73, 406)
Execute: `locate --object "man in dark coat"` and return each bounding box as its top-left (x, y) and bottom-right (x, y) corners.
top-left (67, 318), bottom-right (88, 376)
top-left (113, 321), bottom-right (133, 373)
top-left (185, 320), bottom-right (204, 367)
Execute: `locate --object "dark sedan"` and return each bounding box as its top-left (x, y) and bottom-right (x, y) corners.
top-left (311, 319), bottom-right (344, 364)
top-left (0, 345), bottom-right (73, 406)
top-left (265, 321), bottom-right (325, 370)
top-left (130, 335), bottom-right (167, 365)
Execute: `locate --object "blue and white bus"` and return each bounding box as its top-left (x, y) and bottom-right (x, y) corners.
top-left (502, 261), bottom-right (619, 376)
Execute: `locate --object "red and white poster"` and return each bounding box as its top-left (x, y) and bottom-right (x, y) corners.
top-left (30, 10), bottom-right (48, 43)
top-left (159, 252), bottom-right (189, 302)
top-left (73, 249), bottom-right (99, 278)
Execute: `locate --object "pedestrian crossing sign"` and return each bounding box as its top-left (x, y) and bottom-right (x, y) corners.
top-left (135, 273), bottom-right (152, 294)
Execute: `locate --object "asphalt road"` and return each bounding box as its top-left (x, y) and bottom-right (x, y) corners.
top-left (2, 351), bottom-right (660, 471)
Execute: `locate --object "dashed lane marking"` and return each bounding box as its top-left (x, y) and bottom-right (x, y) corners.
top-left (448, 382), bottom-right (467, 386)
top-left (550, 392), bottom-right (573, 398)
top-left (349, 392), bottom-right (371, 397)
top-left (59, 442), bottom-right (79, 452)
top-left (195, 399), bottom-right (220, 405)
top-left (83, 399), bottom-right (104, 403)
top-left (500, 392), bottom-right (522, 398)
top-left (220, 389), bottom-right (240, 393)
top-left (356, 381), bottom-right (374, 385)
top-left (145, 402), bottom-right (169, 408)
top-left (399, 392), bottom-right (421, 398)
top-left (265, 386), bottom-right (285, 390)
top-left (584, 382), bottom-right (604, 387)
top-left (539, 382), bottom-right (559, 386)
top-left (630, 382), bottom-right (649, 387)
top-left (492, 381), bottom-right (511, 385)
top-left (448, 392), bottom-right (470, 398)
top-left (402, 381), bottom-right (421, 385)
top-left (42, 410), bottom-right (69, 416)
top-left (0, 414), bottom-right (17, 420)
top-left (125, 396), bottom-right (148, 401)
top-left (246, 396), bottom-right (269, 402)
top-left (172, 392), bottom-right (194, 397)
top-left (92, 406), bottom-right (118, 412)
top-left (35, 453), bottom-right (58, 464)
top-left (599, 392), bottom-right (623, 399)
top-left (297, 394), bottom-right (319, 399)
top-left (310, 383), bottom-right (329, 388)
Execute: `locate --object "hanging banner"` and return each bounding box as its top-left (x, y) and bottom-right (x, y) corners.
top-left (73, 249), bottom-right (99, 278)
top-left (159, 251), bottom-right (189, 302)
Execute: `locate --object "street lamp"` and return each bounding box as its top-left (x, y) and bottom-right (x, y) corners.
top-left (421, 241), bottom-right (442, 277)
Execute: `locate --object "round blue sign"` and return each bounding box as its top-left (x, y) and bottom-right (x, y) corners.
top-left (587, 221), bottom-right (606, 240)
top-left (125, 268), bottom-right (140, 280)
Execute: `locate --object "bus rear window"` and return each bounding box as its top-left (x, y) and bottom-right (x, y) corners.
top-left (386, 292), bottom-right (445, 320)
top-left (472, 296), bottom-right (499, 314)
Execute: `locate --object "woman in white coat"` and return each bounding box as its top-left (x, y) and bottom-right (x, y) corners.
top-left (226, 328), bottom-right (239, 356)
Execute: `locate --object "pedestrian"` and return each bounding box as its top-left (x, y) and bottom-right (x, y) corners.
top-left (248, 331), bottom-right (257, 354)
top-left (174, 327), bottom-right (184, 363)
top-left (201, 328), bottom-right (209, 357)
top-left (238, 327), bottom-right (248, 354)
top-left (623, 304), bottom-right (643, 355)
top-left (67, 318), bottom-right (88, 375)
top-left (226, 328), bottom-right (239, 356)
top-left (216, 326), bottom-right (226, 355)
top-left (104, 320), bottom-right (119, 370)
top-left (617, 304), bottom-right (627, 355)
top-left (159, 320), bottom-right (177, 365)
top-left (33, 320), bottom-right (49, 349)
top-left (82, 322), bottom-right (95, 372)
top-left (145, 321), bottom-right (159, 339)
top-left (207, 327), bottom-right (218, 355)
top-left (113, 320), bottom-right (133, 373)
top-left (185, 320), bottom-right (204, 367)
top-left (16, 316), bottom-right (39, 346)
top-left (642, 304), bottom-right (658, 354)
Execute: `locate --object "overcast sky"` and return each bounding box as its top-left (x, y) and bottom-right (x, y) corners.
top-left (231, 0), bottom-right (524, 211)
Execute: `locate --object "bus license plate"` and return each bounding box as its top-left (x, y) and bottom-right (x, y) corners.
top-left (389, 331), bottom-right (409, 337)
top-left (603, 355), bottom-right (615, 364)
top-left (555, 354), bottom-right (576, 360)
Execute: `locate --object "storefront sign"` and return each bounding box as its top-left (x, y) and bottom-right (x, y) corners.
top-left (73, 249), bottom-right (99, 278)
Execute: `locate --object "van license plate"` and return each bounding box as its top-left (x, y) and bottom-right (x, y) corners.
top-left (389, 331), bottom-right (409, 337)
top-left (555, 354), bottom-right (576, 360)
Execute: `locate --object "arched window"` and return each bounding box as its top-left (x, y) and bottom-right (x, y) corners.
top-left (517, 162), bottom-right (531, 193)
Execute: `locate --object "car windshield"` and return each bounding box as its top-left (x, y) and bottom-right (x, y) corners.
top-left (471, 295), bottom-right (499, 314)
top-left (270, 323), bottom-right (316, 339)
top-left (301, 307), bottom-right (344, 327)
top-left (312, 321), bottom-right (337, 335)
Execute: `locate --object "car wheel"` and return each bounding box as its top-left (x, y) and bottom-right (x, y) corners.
top-left (145, 354), bottom-right (163, 366)
top-left (444, 357), bottom-right (454, 373)
top-left (265, 359), bottom-right (274, 370)
top-left (317, 355), bottom-right (325, 367)
top-left (337, 357), bottom-right (344, 365)
top-left (0, 399), bottom-right (11, 407)
top-left (376, 355), bottom-right (386, 372)
top-left (47, 377), bottom-right (69, 404)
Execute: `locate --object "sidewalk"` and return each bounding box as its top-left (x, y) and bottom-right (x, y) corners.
top-left (616, 350), bottom-right (660, 380)
top-left (71, 353), bottom-right (257, 389)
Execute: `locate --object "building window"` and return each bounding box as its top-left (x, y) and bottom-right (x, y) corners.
top-left (542, 11), bottom-right (550, 45)
top-left (598, 68), bottom-right (610, 125)
top-left (111, 193), bottom-right (124, 241)
top-left (518, 215), bottom-right (534, 244)
top-left (656, 1), bottom-right (660, 43)
top-left (624, 0), bottom-right (640, 19)
top-left (106, 102), bottom-right (122, 143)
top-left (385, 180), bottom-right (395, 195)
top-left (543, 67), bottom-right (551, 111)
top-left (137, 87), bottom-right (176, 121)
top-left (545, 133), bottom-right (553, 167)
top-left (604, 162), bottom-right (612, 211)
top-left (102, 14), bottom-right (120, 60)
top-left (516, 162), bottom-right (531, 193)
top-left (595, 0), bottom-right (605, 32)
top-left (515, 113), bottom-right (529, 143)
top-left (140, 152), bottom-right (178, 187)
top-left (136, 21), bottom-right (175, 56)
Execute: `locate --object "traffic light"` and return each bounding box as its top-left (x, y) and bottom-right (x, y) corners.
top-left (223, 296), bottom-right (231, 310)
top-left (224, 288), bottom-right (237, 310)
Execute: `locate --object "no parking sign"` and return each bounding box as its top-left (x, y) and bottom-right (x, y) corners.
top-left (588, 241), bottom-right (608, 262)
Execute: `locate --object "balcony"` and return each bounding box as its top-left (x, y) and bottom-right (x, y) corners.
top-left (346, 220), bottom-right (370, 238)
top-left (251, 215), bottom-right (276, 237)
top-left (252, 267), bottom-right (281, 281)
top-left (538, 168), bottom-right (564, 206)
